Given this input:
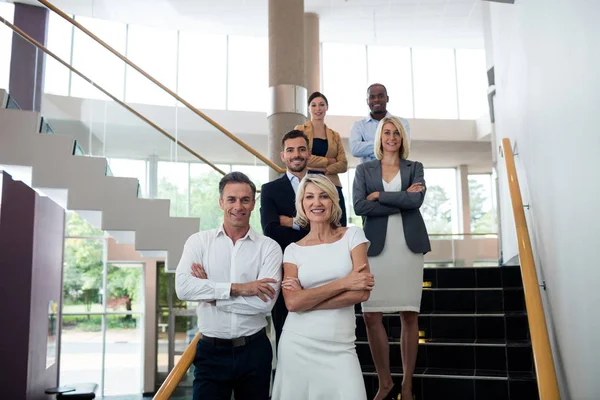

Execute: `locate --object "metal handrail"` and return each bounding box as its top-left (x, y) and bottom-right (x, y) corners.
top-left (37, 0), bottom-right (285, 175)
top-left (501, 138), bottom-right (560, 400)
top-left (0, 16), bottom-right (227, 177)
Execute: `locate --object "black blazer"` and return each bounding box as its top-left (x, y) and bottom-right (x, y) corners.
top-left (353, 159), bottom-right (431, 256)
top-left (260, 174), bottom-right (309, 251)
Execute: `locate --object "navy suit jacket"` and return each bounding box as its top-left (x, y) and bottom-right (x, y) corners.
top-left (260, 174), bottom-right (309, 251)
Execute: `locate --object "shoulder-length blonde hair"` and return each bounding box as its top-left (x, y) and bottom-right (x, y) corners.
top-left (294, 174), bottom-right (342, 228)
top-left (373, 116), bottom-right (409, 160)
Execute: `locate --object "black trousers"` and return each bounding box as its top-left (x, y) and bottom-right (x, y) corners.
top-left (192, 331), bottom-right (272, 400)
top-left (336, 185), bottom-right (347, 227)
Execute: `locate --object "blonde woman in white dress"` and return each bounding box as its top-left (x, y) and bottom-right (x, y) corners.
top-left (272, 174), bottom-right (373, 400)
top-left (353, 117), bottom-right (431, 400)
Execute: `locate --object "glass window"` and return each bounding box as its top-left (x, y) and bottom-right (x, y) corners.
top-left (189, 163), bottom-right (231, 230)
top-left (322, 43), bottom-right (367, 116)
top-left (71, 16), bottom-right (126, 100)
top-left (157, 161), bottom-right (189, 217)
top-left (456, 49), bottom-right (487, 119)
top-left (44, 11), bottom-right (72, 96)
top-left (107, 158), bottom-right (148, 198)
top-left (227, 36), bottom-right (268, 112)
top-left (412, 49), bottom-right (458, 119)
top-left (367, 46), bottom-right (414, 118)
top-left (421, 168), bottom-right (459, 234)
top-left (0, 2), bottom-right (14, 91)
top-left (126, 25), bottom-right (178, 106)
top-left (178, 31), bottom-right (227, 110)
top-left (468, 174), bottom-right (497, 233)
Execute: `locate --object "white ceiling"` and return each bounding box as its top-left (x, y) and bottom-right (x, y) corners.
top-left (11, 0), bottom-right (484, 48)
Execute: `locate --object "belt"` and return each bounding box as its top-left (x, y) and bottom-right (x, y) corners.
top-left (200, 328), bottom-right (266, 348)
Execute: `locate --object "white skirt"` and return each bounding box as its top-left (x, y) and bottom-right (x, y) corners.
top-left (272, 331), bottom-right (367, 400)
top-left (362, 213), bottom-right (424, 313)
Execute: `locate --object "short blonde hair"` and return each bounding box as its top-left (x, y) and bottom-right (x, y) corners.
top-left (373, 116), bottom-right (409, 160)
top-left (294, 174), bottom-right (342, 228)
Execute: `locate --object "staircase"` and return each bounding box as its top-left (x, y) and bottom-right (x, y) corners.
top-left (357, 265), bottom-right (540, 400)
top-left (0, 89), bottom-right (199, 270)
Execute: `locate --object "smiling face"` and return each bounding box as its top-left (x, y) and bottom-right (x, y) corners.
top-left (309, 96), bottom-right (328, 121)
top-left (381, 122), bottom-right (402, 154)
top-left (281, 136), bottom-right (309, 173)
top-left (301, 182), bottom-right (334, 225)
top-left (219, 182), bottom-right (255, 229)
top-left (367, 85), bottom-right (389, 115)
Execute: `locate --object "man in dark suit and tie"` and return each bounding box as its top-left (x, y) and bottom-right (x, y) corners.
top-left (260, 130), bottom-right (310, 346)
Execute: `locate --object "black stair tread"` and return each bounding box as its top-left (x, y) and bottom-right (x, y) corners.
top-left (424, 265), bottom-right (504, 270)
top-left (362, 366), bottom-right (536, 382)
top-left (355, 338), bottom-right (531, 347)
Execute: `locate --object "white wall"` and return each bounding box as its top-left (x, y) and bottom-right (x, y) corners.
top-left (488, 0), bottom-right (600, 398)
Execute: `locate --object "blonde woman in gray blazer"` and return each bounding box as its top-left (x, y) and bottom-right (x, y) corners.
top-left (352, 116), bottom-right (430, 400)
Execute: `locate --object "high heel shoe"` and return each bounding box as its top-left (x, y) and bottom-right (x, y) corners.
top-left (382, 383), bottom-right (401, 400)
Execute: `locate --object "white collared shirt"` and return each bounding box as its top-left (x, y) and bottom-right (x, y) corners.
top-left (175, 225), bottom-right (283, 339)
top-left (286, 170), bottom-right (300, 194)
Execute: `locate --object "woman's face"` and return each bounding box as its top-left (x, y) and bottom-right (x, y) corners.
top-left (381, 122), bottom-right (402, 154)
top-left (309, 97), bottom-right (328, 121)
top-left (302, 182), bottom-right (333, 224)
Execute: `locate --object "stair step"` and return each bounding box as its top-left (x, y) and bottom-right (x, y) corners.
top-left (362, 369), bottom-right (539, 400)
top-left (423, 265), bottom-right (523, 289)
top-left (356, 341), bottom-right (534, 373)
top-left (356, 313), bottom-right (530, 342)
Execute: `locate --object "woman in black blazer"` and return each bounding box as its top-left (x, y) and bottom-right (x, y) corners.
top-left (353, 117), bottom-right (430, 400)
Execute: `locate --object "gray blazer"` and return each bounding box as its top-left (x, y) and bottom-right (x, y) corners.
top-left (353, 159), bottom-right (431, 256)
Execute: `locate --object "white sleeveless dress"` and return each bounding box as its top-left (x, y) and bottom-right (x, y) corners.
top-left (272, 226), bottom-right (369, 400)
top-left (361, 171), bottom-right (424, 313)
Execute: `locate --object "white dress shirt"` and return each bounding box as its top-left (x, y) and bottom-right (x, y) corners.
top-left (286, 171), bottom-right (302, 231)
top-left (175, 225), bottom-right (283, 339)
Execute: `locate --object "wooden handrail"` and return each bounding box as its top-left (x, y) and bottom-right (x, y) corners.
top-left (501, 138), bottom-right (560, 400)
top-left (0, 17), bottom-right (227, 177)
top-left (429, 232), bottom-right (498, 237)
top-left (154, 331), bottom-right (201, 400)
top-left (37, 0), bottom-right (286, 175)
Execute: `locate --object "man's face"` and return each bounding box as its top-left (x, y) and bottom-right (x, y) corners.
top-left (280, 137), bottom-right (309, 173)
top-left (367, 85), bottom-right (389, 115)
top-left (219, 183), bottom-right (255, 229)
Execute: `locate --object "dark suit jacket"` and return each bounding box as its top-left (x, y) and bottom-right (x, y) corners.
top-left (260, 174), bottom-right (309, 251)
top-left (353, 159), bottom-right (431, 256)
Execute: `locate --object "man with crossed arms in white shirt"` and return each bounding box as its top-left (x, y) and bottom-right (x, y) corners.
top-left (176, 171), bottom-right (283, 400)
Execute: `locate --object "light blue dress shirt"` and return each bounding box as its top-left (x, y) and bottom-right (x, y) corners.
top-left (349, 112), bottom-right (411, 163)
top-left (286, 171), bottom-right (301, 231)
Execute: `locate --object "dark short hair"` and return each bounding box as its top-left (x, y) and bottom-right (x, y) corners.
top-left (308, 91), bottom-right (328, 106)
top-left (281, 130), bottom-right (309, 150)
top-left (367, 83), bottom-right (388, 96)
top-left (218, 172), bottom-right (256, 198)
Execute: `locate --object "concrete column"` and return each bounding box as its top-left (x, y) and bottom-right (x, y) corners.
top-left (304, 12), bottom-right (320, 96)
top-left (9, 3), bottom-right (48, 112)
top-left (267, 0), bottom-right (307, 180)
top-left (458, 164), bottom-right (471, 233)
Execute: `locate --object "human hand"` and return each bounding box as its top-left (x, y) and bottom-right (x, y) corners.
top-left (366, 192), bottom-right (380, 201)
top-left (231, 278), bottom-right (279, 302)
top-left (191, 263), bottom-right (207, 279)
top-left (282, 277), bottom-right (303, 291)
top-left (343, 263), bottom-right (375, 291)
top-left (407, 183), bottom-right (424, 193)
top-left (279, 215), bottom-right (293, 228)
top-left (327, 157), bottom-right (337, 165)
